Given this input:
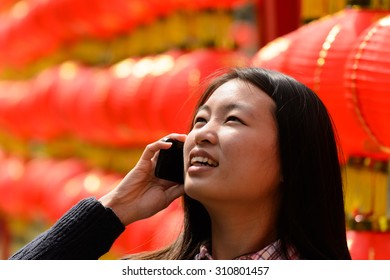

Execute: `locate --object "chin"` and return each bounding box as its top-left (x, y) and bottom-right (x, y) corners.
top-left (184, 181), bottom-right (207, 201)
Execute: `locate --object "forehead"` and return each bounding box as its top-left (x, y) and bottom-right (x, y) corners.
top-left (202, 79), bottom-right (275, 111)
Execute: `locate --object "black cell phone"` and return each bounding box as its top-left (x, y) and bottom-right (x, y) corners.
top-left (154, 139), bottom-right (184, 184)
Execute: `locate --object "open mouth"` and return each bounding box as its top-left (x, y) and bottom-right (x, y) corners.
top-left (190, 156), bottom-right (219, 167)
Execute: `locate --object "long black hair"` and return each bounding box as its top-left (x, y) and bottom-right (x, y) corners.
top-left (129, 67), bottom-right (351, 260)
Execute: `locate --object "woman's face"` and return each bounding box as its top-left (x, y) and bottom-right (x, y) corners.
top-left (184, 79), bottom-right (281, 208)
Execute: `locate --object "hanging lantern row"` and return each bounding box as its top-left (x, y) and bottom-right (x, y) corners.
top-left (0, 0), bottom-right (248, 73)
top-left (252, 7), bottom-right (390, 160)
top-left (1, 10), bottom-right (239, 80)
top-left (0, 151), bottom-right (183, 257)
top-left (0, 152), bottom-right (119, 222)
top-left (0, 48), bottom-right (249, 148)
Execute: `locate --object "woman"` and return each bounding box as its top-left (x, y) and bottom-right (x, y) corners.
top-left (10, 67), bottom-right (351, 260)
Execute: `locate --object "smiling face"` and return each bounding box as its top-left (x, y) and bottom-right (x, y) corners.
top-left (184, 79), bottom-right (282, 209)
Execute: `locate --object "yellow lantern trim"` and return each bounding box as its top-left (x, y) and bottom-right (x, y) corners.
top-left (313, 24), bottom-right (342, 92)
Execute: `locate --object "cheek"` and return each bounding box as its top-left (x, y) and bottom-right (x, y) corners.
top-left (235, 141), bottom-right (281, 183)
top-left (183, 135), bottom-right (194, 168)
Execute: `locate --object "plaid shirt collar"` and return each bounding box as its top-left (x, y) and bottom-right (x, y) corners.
top-left (194, 239), bottom-right (300, 260)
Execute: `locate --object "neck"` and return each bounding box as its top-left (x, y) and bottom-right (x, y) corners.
top-left (205, 201), bottom-right (279, 260)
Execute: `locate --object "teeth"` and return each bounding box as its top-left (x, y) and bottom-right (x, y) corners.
top-left (191, 156), bottom-right (218, 167)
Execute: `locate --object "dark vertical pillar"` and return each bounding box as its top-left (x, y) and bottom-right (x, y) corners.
top-left (256, 0), bottom-right (301, 47)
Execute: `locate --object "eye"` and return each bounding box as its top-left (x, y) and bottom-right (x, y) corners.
top-left (193, 116), bottom-right (207, 125)
top-left (226, 116), bottom-right (243, 124)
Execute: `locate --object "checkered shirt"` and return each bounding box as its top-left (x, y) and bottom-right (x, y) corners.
top-left (194, 239), bottom-right (300, 260)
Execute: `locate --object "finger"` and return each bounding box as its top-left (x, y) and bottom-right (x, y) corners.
top-left (164, 133), bottom-right (187, 143)
top-left (159, 133), bottom-right (187, 142)
top-left (140, 133), bottom-right (187, 162)
top-left (140, 140), bottom-right (173, 162)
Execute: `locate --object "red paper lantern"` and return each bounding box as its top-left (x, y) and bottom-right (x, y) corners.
top-left (29, 68), bottom-right (67, 141)
top-left (0, 81), bottom-right (33, 139)
top-left (106, 52), bottom-right (183, 147)
top-left (121, 55), bottom-right (159, 145)
top-left (0, 155), bottom-right (26, 218)
top-left (17, 158), bottom-right (55, 218)
top-left (149, 49), bottom-right (248, 134)
top-left (51, 0), bottom-right (108, 40)
top-left (31, 62), bottom-right (124, 146)
top-left (0, 18), bottom-right (13, 68)
top-left (5, 4), bottom-right (59, 68)
top-left (71, 68), bottom-right (120, 146)
top-left (347, 230), bottom-right (390, 259)
top-left (126, 51), bottom-right (183, 144)
top-left (104, 60), bottom-right (134, 147)
top-left (33, 1), bottom-right (71, 44)
top-left (179, 0), bottom-right (247, 10)
top-left (77, 0), bottom-right (139, 39)
top-left (112, 198), bottom-right (183, 255)
top-left (49, 62), bottom-right (93, 138)
top-left (54, 0), bottom-right (156, 40)
top-left (27, 158), bottom-right (86, 221)
top-left (0, 81), bottom-right (18, 135)
top-left (148, 0), bottom-right (178, 18)
top-left (106, 57), bottom-right (146, 146)
top-left (344, 15), bottom-right (390, 156)
top-left (40, 160), bottom-right (90, 221)
top-left (252, 8), bottom-right (389, 159)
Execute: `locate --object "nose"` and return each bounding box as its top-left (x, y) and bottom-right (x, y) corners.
top-left (193, 121), bottom-right (218, 145)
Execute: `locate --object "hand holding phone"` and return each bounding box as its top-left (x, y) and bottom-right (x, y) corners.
top-left (154, 139), bottom-right (184, 184)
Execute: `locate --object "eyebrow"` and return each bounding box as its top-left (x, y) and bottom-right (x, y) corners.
top-left (197, 103), bottom-right (255, 118)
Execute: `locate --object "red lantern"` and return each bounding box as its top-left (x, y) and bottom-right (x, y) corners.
top-left (51, 0), bottom-right (106, 40)
top-left (0, 18), bottom-right (13, 68)
top-left (148, 0), bottom-right (178, 18)
top-left (252, 8), bottom-right (390, 159)
top-left (121, 56), bottom-right (158, 145)
top-left (127, 51), bottom-right (184, 144)
top-left (33, 1), bottom-right (70, 44)
top-left (40, 159), bottom-right (88, 222)
top-left (344, 15), bottom-right (390, 156)
top-left (106, 57), bottom-right (144, 146)
top-left (178, 0), bottom-right (247, 10)
top-left (0, 81), bottom-right (18, 136)
top-left (29, 68), bottom-right (67, 141)
top-left (16, 158), bottom-right (85, 221)
top-left (0, 81), bottom-right (33, 139)
top-left (0, 155), bottom-right (26, 218)
top-left (112, 198), bottom-right (183, 255)
top-left (150, 49), bottom-right (249, 134)
top-left (45, 167), bottom-right (121, 222)
top-left (86, 0), bottom-right (131, 38)
top-left (48, 62), bottom-right (93, 138)
top-left (5, 4), bottom-right (59, 68)
top-left (107, 53), bottom-right (186, 147)
top-left (347, 230), bottom-right (390, 259)
top-left (103, 62), bottom-right (133, 147)
top-left (71, 67), bottom-right (119, 146)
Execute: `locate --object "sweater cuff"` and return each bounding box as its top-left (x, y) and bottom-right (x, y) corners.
top-left (10, 197), bottom-right (125, 260)
top-left (50, 197), bottom-right (126, 259)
